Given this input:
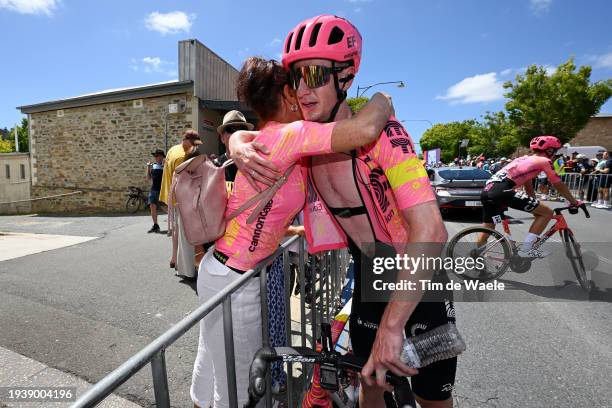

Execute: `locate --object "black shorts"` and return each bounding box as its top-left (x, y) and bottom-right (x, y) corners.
top-left (348, 241), bottom-right (458, 401)
top-left (481, 179), bottom-right (540, 224)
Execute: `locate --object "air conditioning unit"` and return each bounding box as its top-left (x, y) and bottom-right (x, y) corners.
top-left (133, 99), bottom-right (144, 108)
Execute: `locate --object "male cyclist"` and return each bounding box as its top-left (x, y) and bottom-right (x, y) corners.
top-left (231, 15), bottom-right (454, 408)
top-left (479, 135), bottom-right (581, 257)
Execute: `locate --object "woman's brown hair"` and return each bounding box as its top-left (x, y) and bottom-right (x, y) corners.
top-left (236, 57), bottom-right (288, 121)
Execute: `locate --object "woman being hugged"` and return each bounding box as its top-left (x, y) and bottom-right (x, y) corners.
top-left (190, 56), bottom-right (394, 408)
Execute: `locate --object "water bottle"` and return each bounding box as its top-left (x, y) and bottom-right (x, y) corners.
top-left (400, 323), bottom-right (466, 368)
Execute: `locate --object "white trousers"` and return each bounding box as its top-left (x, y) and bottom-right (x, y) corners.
top-left (190, 249), bottom-right (262, 408)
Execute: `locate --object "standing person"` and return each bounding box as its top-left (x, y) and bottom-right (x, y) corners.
top-left (231, 15), bottom-right (452, 408)
top-left (190, 56), bottom-right (395, 408)
top-left (146, 149), bottom-right (165, 233)
top-left (215, 110), bottom-right (254, 183)
top-left (159, 130), bottom-right (202, 275)
top-left (593, 151), bottom-right (612, 208)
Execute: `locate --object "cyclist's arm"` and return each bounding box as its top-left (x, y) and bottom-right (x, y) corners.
top-left (552, 181), bottom-right (579, 206)
top-left (146, 164), bottom-right (151, 180)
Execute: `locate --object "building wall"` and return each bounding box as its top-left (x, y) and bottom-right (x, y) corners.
top-left (29, 92), bottom-right (195, 212)
top-left (569, 116), bottom-right (612, 150)
top-left (179, 39), bottom-right (238, 100)
top-left (0, 153), bottom-right (31, 214)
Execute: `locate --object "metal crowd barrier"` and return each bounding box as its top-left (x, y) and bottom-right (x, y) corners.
top-left (532, 173), bottom-right (611, 208)
top-left (71, 235), bottom-right (350, 408)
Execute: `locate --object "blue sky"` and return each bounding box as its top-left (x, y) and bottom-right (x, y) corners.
top-left (1, 0), bottom-right (611, 149)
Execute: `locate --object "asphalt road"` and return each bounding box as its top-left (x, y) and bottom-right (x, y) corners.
top-left (1, 205), bottom-right (611, 407)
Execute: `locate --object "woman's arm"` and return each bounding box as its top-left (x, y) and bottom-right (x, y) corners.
top-left (330, 92), bottom-right (394, 152)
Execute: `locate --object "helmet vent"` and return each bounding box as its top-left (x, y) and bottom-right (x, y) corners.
top-left (285, 32), bottom-right (293, 53)
top-left (328, 26), bottom-right (344, 45)
top-left (295, 25), bottom-right (306, 50)
top-left (309, 23), bottom-right (322, 47)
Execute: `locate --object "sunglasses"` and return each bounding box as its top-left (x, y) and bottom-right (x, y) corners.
top-left (288, 64), bottom-right (348, 90)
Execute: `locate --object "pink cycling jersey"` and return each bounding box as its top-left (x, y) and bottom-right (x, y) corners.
top-left (304, 117), bottom-right (437, 253)
top-left (493, 155), bottom-right (561, 186)
top-left (216, 120), bottom-right (335, 271)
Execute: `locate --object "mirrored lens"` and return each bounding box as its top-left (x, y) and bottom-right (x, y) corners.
top-left (289, 65), bottom-right (332, 90)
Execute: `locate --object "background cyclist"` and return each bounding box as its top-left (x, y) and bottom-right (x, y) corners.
top-left (479, 135), bottom-right (581, 257)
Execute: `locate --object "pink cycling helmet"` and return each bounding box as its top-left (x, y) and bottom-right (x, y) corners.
top-left (530, 135), bottom-right (561, 151)
top-left (282, 14), bottom-right (362, 72)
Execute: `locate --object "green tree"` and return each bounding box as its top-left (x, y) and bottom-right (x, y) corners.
top-left (420, 120), bottom-right (478, 163)
top-left (468, 112), bottom-right (520, 158)
top-left (504, 58), bottom-right (612, 146)
top-left (0, 139), bottom-right (14, 153)
top-left (346, 96), bottom-right (368, 114)
top-left (17, 117), bottom-right (29, 152)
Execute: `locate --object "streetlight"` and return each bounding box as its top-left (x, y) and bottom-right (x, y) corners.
top-left (356, 81), bottom-right (405, 97)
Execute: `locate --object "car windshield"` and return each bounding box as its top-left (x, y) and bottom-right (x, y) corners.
top-left (438, 169), bottom-right (491, 180)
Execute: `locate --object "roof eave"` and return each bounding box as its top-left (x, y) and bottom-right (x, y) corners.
top-left (17, 80), bottom-right (194, 114)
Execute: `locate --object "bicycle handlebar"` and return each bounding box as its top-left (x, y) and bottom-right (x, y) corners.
top-left (244, 346), bottom-right (416, 408)
top-left (554, 203), bottom-right (590, 218)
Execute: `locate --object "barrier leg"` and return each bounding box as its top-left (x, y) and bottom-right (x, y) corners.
top-left (151, 350), bottom-right (170, 408)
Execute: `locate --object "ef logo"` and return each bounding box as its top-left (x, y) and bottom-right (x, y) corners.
top-left (347, 36), bottom-right (356, 48)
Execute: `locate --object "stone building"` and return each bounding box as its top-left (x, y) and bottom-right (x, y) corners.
top-left (17, 39), bottom-right (254, 213)
top-left (568, 113), bottom-right (612, 150)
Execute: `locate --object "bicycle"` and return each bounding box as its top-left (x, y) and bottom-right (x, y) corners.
top-left (445, 203), bottom-right (592, 291)
top-left (125, 186), bottom-right (149, 213)
top-left (244, 323), bottom-right (416, 408)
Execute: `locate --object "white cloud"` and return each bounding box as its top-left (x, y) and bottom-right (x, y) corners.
top-left (500, 68), bottom-right (513, 76)
top-left (530, 0), bottom-right (552, 15)
top-left (145, 11), bottom-right (194, 35)
top-left (543, 64), bottom-right (557, 75)
top-left (131, 56), bottom-right (176, 77)
top-left (436, 72), bottom-right (505, 104)
top-left (0, 0), bottom-right (58, 15)
top-left (591, 52), bottom-right (612, 70)
top-left (268, 38), bottom-right (282, 47)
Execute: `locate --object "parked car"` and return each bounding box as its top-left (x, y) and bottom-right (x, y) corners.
top-left (427, 166), bottom-right (491, 210)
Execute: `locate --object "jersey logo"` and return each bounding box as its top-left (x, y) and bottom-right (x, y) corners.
top-left (370, 167), bottom-right (391, 213)
top-left (347, 36), bottom-right (356, 48)
top-left (384, 121), bottom-right (415, 154)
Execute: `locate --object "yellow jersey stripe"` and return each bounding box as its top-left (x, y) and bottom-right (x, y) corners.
top-left (385, 157), bottom-right (428, 189)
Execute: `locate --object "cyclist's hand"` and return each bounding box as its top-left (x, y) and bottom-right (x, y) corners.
top-left (570, 199), bottom-right (582, 207)
top-left (361, 325), bottom-right (418, 391)
top-left (228, 130), bottom-right (281, 191)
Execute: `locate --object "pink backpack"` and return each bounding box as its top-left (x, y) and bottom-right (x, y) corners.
top-left (168, 155), bottom-right (294, 245)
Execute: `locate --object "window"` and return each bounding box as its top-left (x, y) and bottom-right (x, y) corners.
top-left (5, 164), bottom-right (9, 179)
top-left (20, 164), bottom-right (26, 179)
top-left (438, 169), bottom-right (491, 181)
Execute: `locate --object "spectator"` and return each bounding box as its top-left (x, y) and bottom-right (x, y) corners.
top-left (159, 129), bottom-right (202, 277)
top-left (593, 151), bottom-right (612, 209)
top-left (146, 149), bottom-right (165, 233)
top-left (575, 154), bottom-right (593, 201)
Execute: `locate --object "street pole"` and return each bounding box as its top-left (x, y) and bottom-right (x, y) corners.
top-left (356, 81), bottom-right (405, 98)
top-left (14, 124), bottom-right (19, 152)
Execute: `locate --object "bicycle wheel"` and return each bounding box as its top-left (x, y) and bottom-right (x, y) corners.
top-left (125, 196), bottom-right (142, 213)
top-left (446, 226), bottom-right (512, 281)
top-left (562, 229), bottom-right (591, 292)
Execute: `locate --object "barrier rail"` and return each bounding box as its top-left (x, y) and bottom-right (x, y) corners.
top-left (532, 173), bottom-right (611, 208)
top-left (71, 236), bottom-right (349, 407)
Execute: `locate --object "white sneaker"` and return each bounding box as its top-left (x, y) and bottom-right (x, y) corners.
top-left (591, 202), bottom-right (602, 208)
top-left (518, 247), bottom-right (550, 258)
top-left (603, 204), bottom-right (611, 209)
